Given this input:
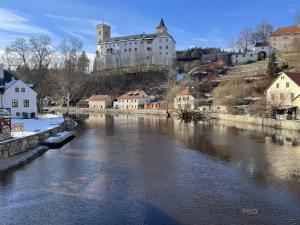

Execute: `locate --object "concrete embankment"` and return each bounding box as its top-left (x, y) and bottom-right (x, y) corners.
top-left (214, 113), bottom-right (300, 131)
top-left (53, 107), bottom-right (168, 116)
top-left (0, 120), bottom-right (66, 161)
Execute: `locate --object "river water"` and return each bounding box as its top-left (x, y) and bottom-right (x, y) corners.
top-left (0, 114), bottom-right (300, 225)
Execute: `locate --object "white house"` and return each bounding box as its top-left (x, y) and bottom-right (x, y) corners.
top-left (231, 52), bottom-right (258, 65)
top-left (117, 90), bottom-right (150, 109)
top-left (174, 87), bottom-right (198, 111)
top-left (0, 64), bottom-right (37, 118)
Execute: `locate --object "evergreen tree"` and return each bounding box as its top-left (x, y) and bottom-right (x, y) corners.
top-left (267, 53), bottom-right (280, 77)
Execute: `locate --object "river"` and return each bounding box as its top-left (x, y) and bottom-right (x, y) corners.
top-left (0, 114), bottom-right (300, 225)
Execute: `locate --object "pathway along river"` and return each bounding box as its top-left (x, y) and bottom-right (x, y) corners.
top-left (0, 114), bottom-right (300, 225)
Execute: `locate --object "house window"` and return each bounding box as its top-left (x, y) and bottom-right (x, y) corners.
top-left (147, 47), bottom-right (152, 51)
top-left (166, 39), bottom-right (168, 42)
top-left (291, 93), bottom-right (295, 100)
top-left (24, 99), bottom-right (29, 107)
top-left (276, 83), bottom-right (279, 88)
top-left (286, 82), bottom-right (289, 88)
top-left (15, 87), bottom-right (19, 92)
top-left (12, 99), bottom-right (18, 107)
top-left (147, 40), bottom-right (152, 44)
top-left (271, 94), bottom-right (275, 100)
top-left (280, 93), bottom-right (284, 100)
top-left (21, 88), bottom-right (25, 92)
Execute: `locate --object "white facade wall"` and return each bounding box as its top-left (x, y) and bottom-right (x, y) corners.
top-left (118, 97), bottom-right (150, 110)
top-left (1, 80), bottom-right (37, 118)
top-left (231, 53), bottom-right (258, 65)
top-left (95, 35), bottom-right (175, 70)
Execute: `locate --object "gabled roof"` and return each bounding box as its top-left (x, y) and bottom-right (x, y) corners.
top-left (0, 70), bottom-right (18, 94)
top-left (271, 25), bottom-right (300, 36)
top-left (89, 95), bottom-right (111, 101)
top-left (118, 90), bottom-right (148, 100)
top-left (265, 72), bottom-right (300, 94)
top-left (178, 87), bottom-right (197, 97)
top-left (285, 72), bottom-right (300, 86)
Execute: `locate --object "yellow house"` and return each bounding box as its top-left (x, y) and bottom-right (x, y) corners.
top-left (89, 95), bottom-right (112, 109)
top-left (265, 72), bottom-right (300, 119)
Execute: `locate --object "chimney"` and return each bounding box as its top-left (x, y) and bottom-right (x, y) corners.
top-left (0, 64), bottom-right (4, 79)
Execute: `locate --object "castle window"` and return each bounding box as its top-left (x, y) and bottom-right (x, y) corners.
top-left (147, 47), bottom-right (152, 51)
top-left (125, 42), bottom-right (127, 46)
top-left (129, 48), bottom-right (131, 52)
top-left (135, 48), bottom-right (137, 51)
top-left (141, 41), bottom-right (143, 44)
top-left (125, 49), bottom-right (127, 52)
top-left (147, 40), bottom-right (152, 44)
top-left (159, 46), bottom-right (162, 50)
top-left (166, 52), bottom-right (169, 55)
top-left (166, 39), bottom-right (169, 42)
top-left (159, 52), bottom-right (162, 55)
top-left (135, 41), bottom-right (137, 45)
top-left (166, 46), bottom-right (168, 49)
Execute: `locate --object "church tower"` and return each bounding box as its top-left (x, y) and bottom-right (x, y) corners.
top-left (156, 18), bottom-right (168, 35)
top-left (96, 23), bottom-right (111, 44)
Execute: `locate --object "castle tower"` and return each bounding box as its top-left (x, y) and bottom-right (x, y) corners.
top-left (96, 23), bottom-right (111, 44)
top-left (156, 18), bottom-right (168, 35)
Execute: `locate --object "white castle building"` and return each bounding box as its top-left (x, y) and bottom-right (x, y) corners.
top-left (94, 19), bottom-right (176, 71)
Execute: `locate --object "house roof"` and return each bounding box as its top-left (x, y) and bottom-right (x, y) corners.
top-left (118, 90), bottom-right (148, 100)
top-left (0, 69), bottom-right (19, 94)
top-left (285, 72), bottom-right (300, 86)
top-left (265, 72), bottom-right (300, 94)
top-left (271, 25), bottom-right (300, 36)
top-left (179, 87), bottom-right (197, 97)
top-left (89, 95), bottom-right (110, 101)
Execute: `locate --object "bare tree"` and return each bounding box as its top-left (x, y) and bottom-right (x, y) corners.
top-left (227, 38), bottom-right (237, 52)
top-left (256, 22), bottom-right (273, 43)
top-left (1, 47), bottom-right (15, 70)
top-left (237, 28), bottom-right (253, 51)
top-left (10, 38), bottom-right (30, 70)
top-left (29, 36), bottom-right (55, 70)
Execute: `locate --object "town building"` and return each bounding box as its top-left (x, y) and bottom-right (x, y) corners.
top-left (0, 64), bottom-right (37, 118)
top-left (89, 95), bottom-right (112, 109)
top-left (144, 101), bottom-right (173, 110)
top-left (94, 18), bottom-right (176, 71)
top-left (269, 25), bottom-right (300, 53)
top-left (265, 72), bottom-right (300, 119)
top-left (174, 87), bottom-right (198, 111)
top-left (117, 90), bottom-right (150, 110)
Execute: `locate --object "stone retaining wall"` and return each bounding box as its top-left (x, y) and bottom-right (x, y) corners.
top-left (214, 114), bottom-right (300, 131)
top-left (53, 107), bottom-right (168, 116)
top-left (0, 121), bottom-right (66, 160)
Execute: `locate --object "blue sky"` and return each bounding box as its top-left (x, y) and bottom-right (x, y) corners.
top-left (0, 0), bottom-right (299, 55)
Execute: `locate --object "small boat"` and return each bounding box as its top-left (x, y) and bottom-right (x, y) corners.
top-left (42, 131), bottom-right (75, 148)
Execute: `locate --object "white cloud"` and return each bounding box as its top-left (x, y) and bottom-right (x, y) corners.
top-left (0, 8), bottom-right (51, 34)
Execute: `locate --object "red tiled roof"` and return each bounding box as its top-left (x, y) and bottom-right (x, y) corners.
top-left (286, 72), bottom-right (300, 86)
top-left (271, 25), bottom-right (300, 36)
top-left (89, 95), bottom-right (110, 101)
top-left (118, 90), bottom-right (148, 100)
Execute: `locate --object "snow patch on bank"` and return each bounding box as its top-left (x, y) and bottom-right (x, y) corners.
top-left (11, 117), bottom-right (64, 138)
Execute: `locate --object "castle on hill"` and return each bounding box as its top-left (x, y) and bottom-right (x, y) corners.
top-left (94, 19), bottom-right (176, 71)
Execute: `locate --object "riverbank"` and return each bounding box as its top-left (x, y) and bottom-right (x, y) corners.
top-left (0, 117), bottom-right (66, 160)
top-left (214, 113), bottom-right (300, 131)
top-left (52, 107), bottom-right (168, 116)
